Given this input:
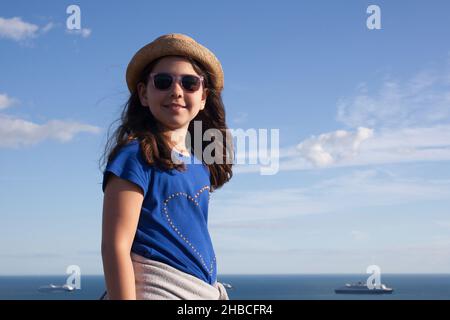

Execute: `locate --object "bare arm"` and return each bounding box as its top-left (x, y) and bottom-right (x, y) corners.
top-left (101, 174), bottom-right (144, 300)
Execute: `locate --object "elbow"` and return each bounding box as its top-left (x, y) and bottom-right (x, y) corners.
top-left (101, 242), bottom-right (117, 257)
top-left (101, 241), bottom-right (131, 258)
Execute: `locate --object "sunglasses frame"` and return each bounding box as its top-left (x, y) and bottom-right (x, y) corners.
top-left (149, 72), bottom-right (205, 92)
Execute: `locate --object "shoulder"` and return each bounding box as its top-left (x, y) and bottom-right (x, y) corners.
top-left (103, 139), bottom-right (152, 195)
top-left (104, 139), bottom-right (152, 175)
top-left (110, 139), bottom-right (145, 164)
top-left (117, 138), bottom-right (140, 155)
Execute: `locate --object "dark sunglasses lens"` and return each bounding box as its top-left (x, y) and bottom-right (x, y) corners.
top-left (182, 75), bottom-right (201, 91)
top-left (153, 74), bottom-right (173, 90)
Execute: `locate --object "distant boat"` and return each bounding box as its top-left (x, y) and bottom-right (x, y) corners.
top-left (335, 281), bottom-right (393, 294)
top-left (38, 284), bottom-right (75, 293)
top-left (220, 282), bottom-right (233, 290)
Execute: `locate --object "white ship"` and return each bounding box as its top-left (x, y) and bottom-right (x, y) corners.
top-left (335, 281), bottom-right (393, 294)
top-left (38, 284), bottom-right (75, 293)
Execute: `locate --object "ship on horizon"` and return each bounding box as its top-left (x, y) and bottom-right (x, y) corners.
top-left (38, 284), bottom-right (75, 293)
top-left (335, 281), bottom-right (393, 294)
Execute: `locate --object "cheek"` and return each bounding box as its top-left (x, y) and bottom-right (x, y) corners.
top-left (146, 90), bottom-right (165, 106)
top-left (188, 92), bottom-right (204, 105)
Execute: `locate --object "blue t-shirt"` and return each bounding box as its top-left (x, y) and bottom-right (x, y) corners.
top-left (102, 139), bottom-right (217, 285)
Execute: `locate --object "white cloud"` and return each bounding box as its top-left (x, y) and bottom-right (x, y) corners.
top-left (0, 17), bottom-right (39, 41)
top-left (66, 28), bottom-right (92, 38)
top-left (235, 66), bottom-right (450, 174)
top-left (296, 127), bottom-right (374, 167)
top-left (210, 169), bottom-right (450, 227)
top-left (336, 69), bottom-right (450, 129)
top-left (235, 126), bottom-right (450, 174)
top-left (276, 125), bottom-right (450, 172)
top-left (41, 22), bottom-right (55, 34)
top-left (0, 114), bottom-right (101, 148)
top-left (0, 93), bottom-right (18, 110)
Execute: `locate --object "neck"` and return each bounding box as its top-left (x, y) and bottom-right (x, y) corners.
top-left (160, 125), bottom-right (189, 153)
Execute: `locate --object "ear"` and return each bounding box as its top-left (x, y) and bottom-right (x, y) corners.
top-left (137, 82), bottom-right (148, 106)
top-left (200, 88), bottom-right (208, 111)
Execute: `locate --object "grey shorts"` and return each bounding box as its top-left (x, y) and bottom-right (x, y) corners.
top-left (101, 252), bottom-right (229, 300)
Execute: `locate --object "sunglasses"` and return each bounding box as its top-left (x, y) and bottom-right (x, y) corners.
top-left (149, 72), bottom-right (205, 92)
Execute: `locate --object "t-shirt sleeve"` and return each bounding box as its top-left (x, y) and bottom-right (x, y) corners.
top-left (102, 142), bottom-right (151, 197)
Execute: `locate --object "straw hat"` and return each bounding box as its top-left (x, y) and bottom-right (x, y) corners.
top-left (126, 33), bottom-right (224, 93)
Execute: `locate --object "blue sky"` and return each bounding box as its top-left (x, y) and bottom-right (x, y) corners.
top-left (1, 0), bottom-right (450, 276)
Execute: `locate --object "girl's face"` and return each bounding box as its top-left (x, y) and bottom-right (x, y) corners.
top-left (137, 56), bottom-right (208, 132)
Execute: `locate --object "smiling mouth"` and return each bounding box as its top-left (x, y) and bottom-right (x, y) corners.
top-left (164, 103), bottom-right (186, 108)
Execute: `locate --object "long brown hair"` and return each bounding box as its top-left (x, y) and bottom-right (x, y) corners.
top-left (99, 55), bottom-right (233, 192)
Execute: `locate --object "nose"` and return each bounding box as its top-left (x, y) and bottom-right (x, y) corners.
top-left (170, 80), bottom-right (183, 98)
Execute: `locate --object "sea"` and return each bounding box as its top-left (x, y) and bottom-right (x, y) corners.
top-left (0, 274), bottom-right (449, 300)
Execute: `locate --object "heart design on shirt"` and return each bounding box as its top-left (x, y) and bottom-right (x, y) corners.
top-left (162, 185), bottom-right (216, 276)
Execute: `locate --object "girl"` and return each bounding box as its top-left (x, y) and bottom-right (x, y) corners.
top-left (99, 33), bottom-right (234, 300)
